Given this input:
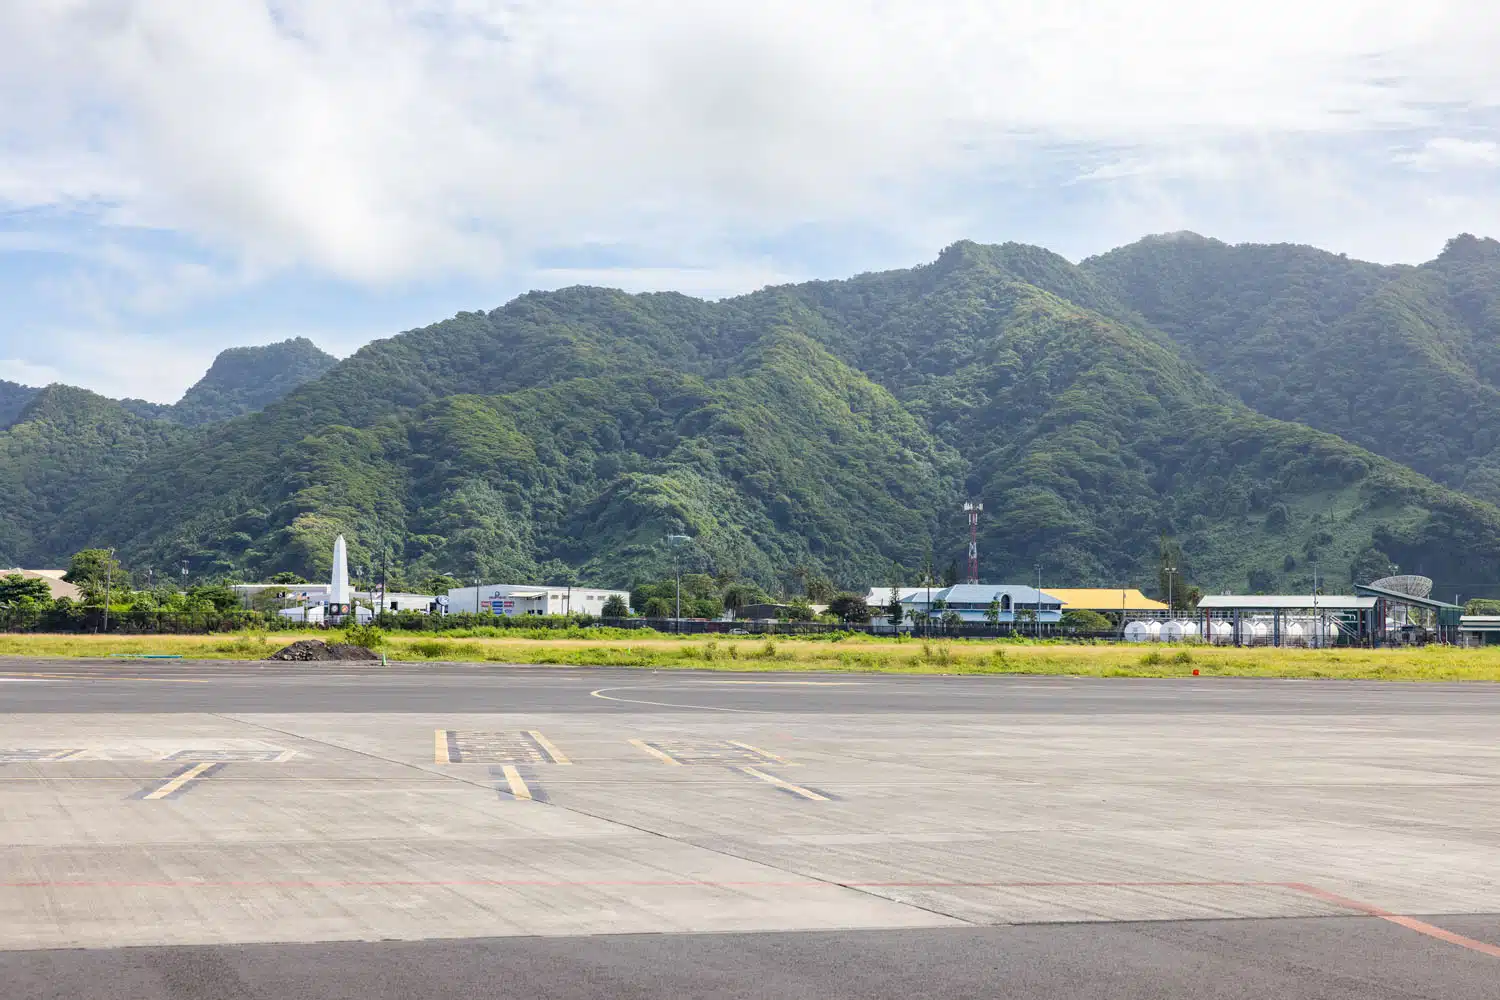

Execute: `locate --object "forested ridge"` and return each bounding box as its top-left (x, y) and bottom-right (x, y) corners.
top-left (4, 236), bottom-right (1500, 600)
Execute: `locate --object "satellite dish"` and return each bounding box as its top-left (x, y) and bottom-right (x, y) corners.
top-left (1370, 575), bottom-right (1433, 599)
top-left (1370, 575), bottom-right (1432, 626)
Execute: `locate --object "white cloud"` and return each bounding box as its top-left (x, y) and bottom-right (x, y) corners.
top-left (1399, 137), bottom-right (1500, 170)
top-left (0, 0), bottom-right (1497, 284)
top-left (0, 358), bottom-right (69, 388)
top-left (1, 1), bottom-right (1499, 400)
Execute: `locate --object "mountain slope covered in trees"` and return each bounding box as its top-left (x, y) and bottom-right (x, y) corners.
top-left (0, 380), bottom-right (38, 430)
top-left (1085, 232), bottom-right (1500, 505)
top-left (4, 237), bottom-right (1500, 599)
top-left (0, 386), bottom-right (188, 565)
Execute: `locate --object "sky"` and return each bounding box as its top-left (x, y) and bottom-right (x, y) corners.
top-left (1, 1), bottom-right (1498, 402)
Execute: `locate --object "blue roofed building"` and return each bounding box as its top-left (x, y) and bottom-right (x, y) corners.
top-left (898, 584), bottom-right (1064, 624)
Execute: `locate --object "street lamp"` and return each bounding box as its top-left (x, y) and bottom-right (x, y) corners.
top-left (1165, 566), bottom-right (1177, 617)
top-left (666, 534), bottom-right (690, 627)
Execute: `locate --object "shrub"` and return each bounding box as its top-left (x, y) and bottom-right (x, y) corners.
top-left (343, 623), bottom-right (387, 650)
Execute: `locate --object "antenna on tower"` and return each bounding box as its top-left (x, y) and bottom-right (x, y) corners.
top-left (963, 501), bottom-right (983, 584)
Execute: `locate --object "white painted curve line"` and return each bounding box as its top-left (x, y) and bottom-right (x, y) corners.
top-left (589, 687), bottom-right (766, 714)
top-left (527, 730), bottom-right (571, 765)
top-left (144, 763), bottom-right (215, 800)
top-left (501, 765), bottom-right (533, 801)
top-left (629, 739), bottom-right (683, 765)
top-left (738, 766), bottom-right (828, 801)
top-left (689, 681), bottom-right (862, 686)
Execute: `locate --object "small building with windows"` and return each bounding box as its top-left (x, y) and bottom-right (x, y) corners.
top-left (443, 583), bottom-right (630, 617)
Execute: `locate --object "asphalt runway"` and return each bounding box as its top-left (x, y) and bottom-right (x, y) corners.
top-left (7, 918), bottom-right (1500, 999)
top-left (3, 660), bottom-right (1499, 998)
top-left (5, 659), bottom-right (1500, 713)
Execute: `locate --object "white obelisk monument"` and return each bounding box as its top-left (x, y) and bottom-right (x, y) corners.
top-left (329, 534), bottom-right (352, 608)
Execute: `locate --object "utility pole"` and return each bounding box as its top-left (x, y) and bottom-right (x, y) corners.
top-left (666, 534), bottom-right (690, 629)
top-left (1035, 563), bottom-right (1042, 636)
top-left (1165, 565), bottom-right (1176, 618)
top-left (102, 548), bottom-right (114, 634)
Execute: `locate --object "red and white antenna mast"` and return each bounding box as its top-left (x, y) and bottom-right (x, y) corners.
top-left (963, 501), bottom-right (983, 584)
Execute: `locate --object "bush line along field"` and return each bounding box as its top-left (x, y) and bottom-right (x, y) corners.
top-left (3, 632), bottom-right (1500, 681)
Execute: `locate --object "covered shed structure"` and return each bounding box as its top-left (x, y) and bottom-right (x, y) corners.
top-left (1353, 583), bottom-right (1463, 645)
top-left (1195, 594), bottom-right (1379, 647)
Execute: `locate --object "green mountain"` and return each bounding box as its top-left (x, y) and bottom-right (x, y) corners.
top-left (0, 386), bottom-right (188, 566)
top-left (119, 337), bottom-right (339, 426)
top-left (1085, 232), bottom-right (1500, 506)
top-left (5, 240), bottom-right (1500, 598)
top-left (0, 380), bottom-right (39, 430)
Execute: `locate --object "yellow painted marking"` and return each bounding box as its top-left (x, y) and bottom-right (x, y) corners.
top-left (739, 766), bottom-right (828, 801)
top-left (44, 749), bottom-right (85, 761)
top-left (501, 764), bottom-right (532, 801)
top-left (527, 730), bottom-right (571, 765)
top-left (727, 740), bottom-right (792, 765)
top-left (630, 739), bottom-right (682, 765)
top-left (144, 763), bottom-right (215, 800)
top-left (435, 729), bottom-right (452, 764)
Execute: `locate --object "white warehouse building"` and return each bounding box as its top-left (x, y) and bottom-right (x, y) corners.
top-left (444, 583), bottom-right (630, 617)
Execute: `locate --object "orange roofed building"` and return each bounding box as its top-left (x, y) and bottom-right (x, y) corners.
top-left (1044, 588), bottom-right (1169, 614)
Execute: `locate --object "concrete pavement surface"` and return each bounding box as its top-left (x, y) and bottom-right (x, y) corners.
top-left (3, 660), bottom-right (1499, 997)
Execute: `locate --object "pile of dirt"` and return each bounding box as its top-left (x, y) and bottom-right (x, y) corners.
top-left (266, 639), bottom-right (380, 662)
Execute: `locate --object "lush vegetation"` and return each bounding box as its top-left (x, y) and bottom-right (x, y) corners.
top-left (1086, 233), bottom-right (1500, 510)
top-left (0, 380), bottom-right (38, 429)
top-left (6, 630), bottom-right (1500, 682)
top-left (5, 238), bottom-right (1500, 604)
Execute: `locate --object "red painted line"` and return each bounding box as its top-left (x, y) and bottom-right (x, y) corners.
top-left (1284, 883), bottom-right (1500, 960)
top-left (5, 874), bottom-right (1495, 959)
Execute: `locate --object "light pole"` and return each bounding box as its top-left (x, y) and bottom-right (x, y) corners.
top-left (666, 534), bottom-right (690, 628)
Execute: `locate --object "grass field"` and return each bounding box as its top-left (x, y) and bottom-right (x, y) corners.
top-left (3, 630), bottom-right (1500, 681)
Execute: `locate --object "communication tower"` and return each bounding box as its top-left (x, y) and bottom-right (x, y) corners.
top-left (963, 501), bottom-right (983, 584)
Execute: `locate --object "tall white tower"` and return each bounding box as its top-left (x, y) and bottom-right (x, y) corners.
top-left (329, 534), bottom-right (351, 606)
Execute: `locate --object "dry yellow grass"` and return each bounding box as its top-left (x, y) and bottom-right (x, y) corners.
top-left (2, 631), bottom-right (1500, 681)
